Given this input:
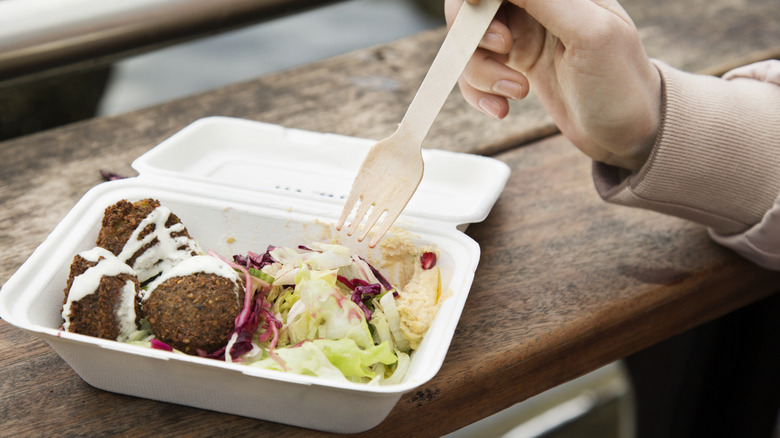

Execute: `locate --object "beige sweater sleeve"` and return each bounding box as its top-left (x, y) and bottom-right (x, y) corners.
top-left (593, 60), bottom-right (780, 238)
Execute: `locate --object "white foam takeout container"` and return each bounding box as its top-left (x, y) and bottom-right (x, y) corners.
top-left (0, 117), bottom-right (509, 433)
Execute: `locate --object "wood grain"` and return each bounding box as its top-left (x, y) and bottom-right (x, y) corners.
top-left (2, 135), bottom-right (777, 438)
top-left (366, 137), bottom-right (780, 436)
top-left (1, 0), bottom-right (779, 436)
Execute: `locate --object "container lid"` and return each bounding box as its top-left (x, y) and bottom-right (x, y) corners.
top-left (132, 117), bottom-right (510, 226)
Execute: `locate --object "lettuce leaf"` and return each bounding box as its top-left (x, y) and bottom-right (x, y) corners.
top-left (248, 338), bottom-right (397, 382)
top-left (286, 265), bottom-right (374, 349)
top-left (248, 341), bottom-right (349, 382)
top-left (313, 338), bottom-right (397, 379)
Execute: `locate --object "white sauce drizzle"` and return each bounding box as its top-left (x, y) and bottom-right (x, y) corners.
top-left (117, 206), bottom-right (201, 283)
top-left (141, 255), bottom-right (241, 302)
top-left (62, 204), bottom-right (227, 341)
top-left (115, 280), bottom-right (139, 342)
top-left (62, 247), bottom-right (137, 333)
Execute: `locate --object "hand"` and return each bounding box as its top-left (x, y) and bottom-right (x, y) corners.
top-left (446, 0), bottom-right (662, 171)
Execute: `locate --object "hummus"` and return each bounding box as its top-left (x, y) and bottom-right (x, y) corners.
top-left (393, 246), bottom-right (450, 350)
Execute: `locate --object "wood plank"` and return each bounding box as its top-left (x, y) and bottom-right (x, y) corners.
top-left (2, 134), bottom-right (777, 437)
top-left (367, 135), bottom-right (780, 436)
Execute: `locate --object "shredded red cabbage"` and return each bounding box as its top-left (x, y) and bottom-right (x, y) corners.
top-left (202, 293), bottom-right (258, 359)
top-left (337, 275), bottom-right (354, 289)
top-left (233, 245), bottom-right (276, 270)
top-left (359, 256), bottom-right (394, 291)
top-left (202, 250), bottom-right (283, 367)
top-left (353, 280), bottom-right (382, 297)
top-left (150, 338), bottom-right (173, 351)
top-left (338, 275), bottom-right (381, 320)
top-left (99, 169), bottom-right (127, 181)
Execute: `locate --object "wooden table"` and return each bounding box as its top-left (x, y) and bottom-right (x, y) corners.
top-left (1, 0), bottom-right (779, 436)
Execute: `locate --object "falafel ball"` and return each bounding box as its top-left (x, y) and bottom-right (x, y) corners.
top-left (62, 247), bottom-right (142, 341)
top-left (96, 198), bottom-right (201, 283)
top-left (143, 255), bottom-right (245, 355)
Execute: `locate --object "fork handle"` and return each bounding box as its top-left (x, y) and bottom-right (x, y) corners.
top-left (398, 0), bottom-right (503, 144)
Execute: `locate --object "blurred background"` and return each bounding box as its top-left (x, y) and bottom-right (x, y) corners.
top-left (98, 0), bottom-right (444, 116)
top-left (0, 0), bottom-right (445, 140)
top-left (0, 0), bottom-right (631, 435)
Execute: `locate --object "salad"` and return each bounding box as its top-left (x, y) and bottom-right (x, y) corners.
top-left (128, 240), bottom-right (446, 385)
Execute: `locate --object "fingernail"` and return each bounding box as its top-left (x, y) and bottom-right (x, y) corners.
top-left (478, 97), bottom-right (502, 119)
top-left (493, 80), bottom-right (524, 100)
top-left (481, 32), bottom-right (504, 52)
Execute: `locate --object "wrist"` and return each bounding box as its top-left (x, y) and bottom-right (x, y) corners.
top-left (613, 61), bottom-right (663, 172)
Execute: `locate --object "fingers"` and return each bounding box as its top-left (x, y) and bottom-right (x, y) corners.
top-left (444, 0), bottom-right (464, 27)
top-left (458, 49), bottom-right (530, 119)
top-left (479, 18), bottom-right (513, 54)
top-left (459, 77), bottom-right (510, 119)
top-left (447, 0), bottom-right (513, 53)
top-left (445, 0), bottom-right (504, 30)
top-left (463, 49), bottom-right (529, 98)
top-left (445, 0), bottom-right (535, 119)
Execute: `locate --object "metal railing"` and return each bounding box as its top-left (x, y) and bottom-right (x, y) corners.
top-left (0, 0), bottom-right (342, 87)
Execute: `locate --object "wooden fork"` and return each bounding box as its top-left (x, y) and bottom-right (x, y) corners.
top-left (336, 0), bottom-right (503, 247)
